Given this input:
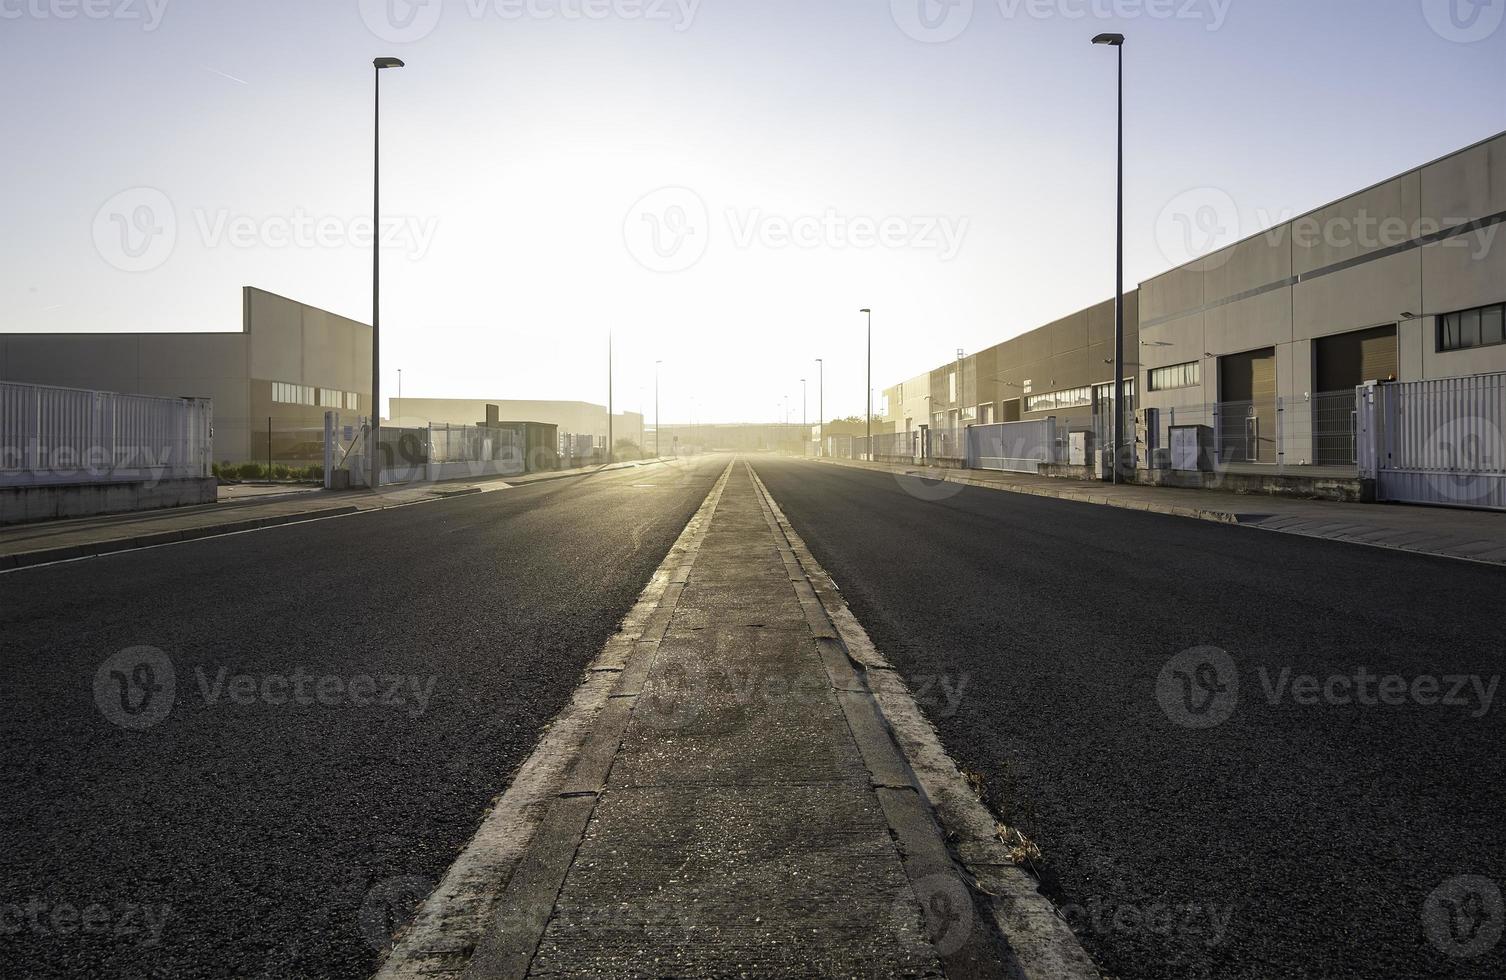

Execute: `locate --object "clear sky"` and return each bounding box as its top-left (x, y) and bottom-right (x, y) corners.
top-left (2, 0), bottom-right (1503, 423)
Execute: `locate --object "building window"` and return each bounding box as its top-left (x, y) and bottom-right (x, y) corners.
top-left (1439, 302), bottom-right (1505, 352)
top-left (272, 382), bottom-right (315, 406)
top-left (318, 388), bottom-right (342, 408)
top-left (345, 391), bottom-right (361, 411)
top-left (1148, 361), bottom-right (1201, 391)
top-left (1025, 386), bottom-right (1092, 413)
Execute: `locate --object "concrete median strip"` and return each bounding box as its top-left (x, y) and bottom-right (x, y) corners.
top-left (375, 457), bottom-right (1099, 979)
top-left (747, 463), bottom-right (1100, 980)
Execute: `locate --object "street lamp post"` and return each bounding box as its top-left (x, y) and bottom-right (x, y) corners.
top-left (860, 309), bottom-right (872, 460)
top-left (816, 358), bottom-right (824, 458)
top-left (607, 332), bottom-right (614, 464)
top-left (370, 56), bottom-right (405, 492)
top-left (1093, 31), bottom-right (1126, 484)
top-left (655, 359), bottom-right (662, 458)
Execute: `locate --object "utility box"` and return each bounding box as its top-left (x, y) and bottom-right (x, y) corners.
top-left (1170, 424), bottom-right (1214, 472)
top-left (1069, 431), bottom-right (1094, 467)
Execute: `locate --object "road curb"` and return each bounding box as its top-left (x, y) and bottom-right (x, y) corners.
top-left (810, 456), bottom-right (1243, 525)
top-left (749, 461), bottom-right (1103, 980)
top-left (0, 506), bottom-right (363, 570)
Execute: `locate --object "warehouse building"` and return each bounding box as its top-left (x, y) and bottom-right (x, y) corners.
top-left (884, 129), bottom-right (1505, 485)
top-left (0, 287), bottom-right (370, 466)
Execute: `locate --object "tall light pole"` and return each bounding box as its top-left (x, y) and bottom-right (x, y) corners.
top-left (816, 358), bottom-right (824, 458)
top-left (607, 332), bottom-right (614, 464)
top-left (860, 309), bottom-right (872, 460)
top-left (396, 367), bottom-right (403, 423)
top-left (655, 359), bottom-right (662, 458)
top-left (1093, 32), bottom-right (1126, 484)
top-left (370, 56), bottom-right (405, 492)
top-left (800, 377), bottom-right (807, 428)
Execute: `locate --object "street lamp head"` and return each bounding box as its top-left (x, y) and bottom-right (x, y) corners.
top-left (374, 57), bottom-right (406, 69)
top-left (859, 308), bottom-right (871, 313)
top-left (1091, 33), bottom-right (1125, 45)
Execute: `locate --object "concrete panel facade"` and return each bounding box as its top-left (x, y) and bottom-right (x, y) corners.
top-left (1138, 129), bottom-right (1506, 469)
top-left (0, 287), bottom-right (371, 464)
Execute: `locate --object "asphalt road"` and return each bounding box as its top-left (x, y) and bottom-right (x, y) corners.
top-left (0, 456), bottom-right (726, 979)
top-left (750, 457), bottom-right (1506, 980)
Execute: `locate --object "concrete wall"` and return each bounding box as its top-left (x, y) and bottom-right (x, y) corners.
top-left (1, 476), bottom-right (216, 526)
top-left (0, 287), bottom-right (372, 465)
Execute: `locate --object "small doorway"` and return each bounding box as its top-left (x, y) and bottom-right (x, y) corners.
top-left (1218, 348), bottom-right (1276, 463)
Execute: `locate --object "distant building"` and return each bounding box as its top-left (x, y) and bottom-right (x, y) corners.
top-left (0, 287), bottom-right (370, 466)
top-left (393, 398), bottom-right (644, 450)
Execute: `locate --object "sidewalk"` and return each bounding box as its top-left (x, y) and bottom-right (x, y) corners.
top-left (0, 457), bottom-right (676, 570)
top-left (812, 457), bottom-right (1506, 567)
top-left (383, 460), bottom-right (1092, 979)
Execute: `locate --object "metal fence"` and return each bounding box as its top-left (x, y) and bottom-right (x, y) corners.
top-left (1359, 374), bottom-right (1506, 509)
top-left (0, 381), bottom-right (212, 486)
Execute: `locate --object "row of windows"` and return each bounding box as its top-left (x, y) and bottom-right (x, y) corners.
top-left (1439, 303), bottom-right (1505, 352)
top-left (272, 382), bottom-right (360, 411)
top-left (272, 382), bottom-right (315, 406)
top-left (1025, 386), bottom-right (1093, 414)
top-left (1148, 361), bottom-right (1201, 391)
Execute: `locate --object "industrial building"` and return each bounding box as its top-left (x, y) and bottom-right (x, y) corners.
top-left (0, 287), bottom-right (371, 466)
top-left (882, 129), bottom-right (1506, 497)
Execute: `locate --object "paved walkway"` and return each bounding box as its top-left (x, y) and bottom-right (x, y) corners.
top-left (0, 458), bottom-right (675, 569)
top-left (453, 461), bottom-right (1036, 979)
top-left (813, 457), bottom-right (1506, 566)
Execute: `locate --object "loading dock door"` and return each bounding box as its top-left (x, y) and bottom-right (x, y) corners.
top-left (1218, 348), bottom-right (1276, 463)
top-left (1314, 325), bottom-right (1397, 464)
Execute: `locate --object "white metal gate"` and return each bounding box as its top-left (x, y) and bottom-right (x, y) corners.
top-left (1357, 375), bottom-right (1506, 510)
top-left (966, 419), bottom-right (1059, 474)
